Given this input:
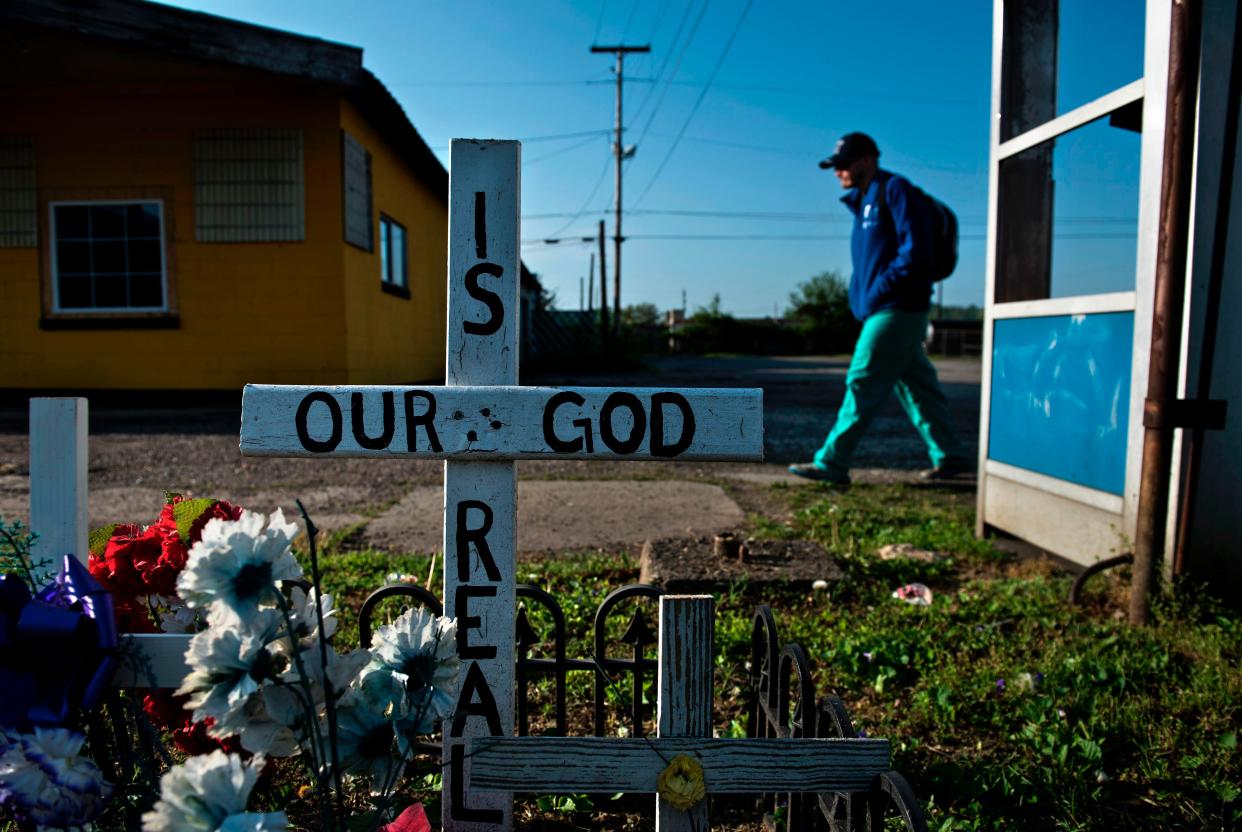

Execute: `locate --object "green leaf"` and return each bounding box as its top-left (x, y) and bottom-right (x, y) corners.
top-left (171, 498), bottom-right (218, 543)
top-left (1222, 731), bottom-right (1237, 750)
top-left (88, 524), bottom-right (121, 559)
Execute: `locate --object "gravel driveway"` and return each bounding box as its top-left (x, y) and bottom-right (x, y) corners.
top-left (0, 354), bottom-right (980, 551)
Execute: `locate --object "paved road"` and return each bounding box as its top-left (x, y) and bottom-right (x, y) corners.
top-left (0, 355), bottom-right (980, 555)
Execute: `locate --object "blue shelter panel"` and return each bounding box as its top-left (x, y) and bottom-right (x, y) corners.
top-left (989, 312), bottom-right (1134, 495)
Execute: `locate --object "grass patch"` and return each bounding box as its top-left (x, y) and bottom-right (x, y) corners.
top-left (284, 484), bottom-right (1240, 830)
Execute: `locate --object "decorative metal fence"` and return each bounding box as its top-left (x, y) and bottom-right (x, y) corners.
top-left (748, 604), bottom-right (929, 831)
top-left (361, 584), bottom-right (931, 830)
top-left (359, 582), bottom-right (665, 739)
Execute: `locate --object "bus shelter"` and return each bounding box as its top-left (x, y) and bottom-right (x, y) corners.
top-left (979, 0), bottom-right (1238, 587)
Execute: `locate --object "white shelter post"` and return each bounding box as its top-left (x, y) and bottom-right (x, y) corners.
top-left (442, 139), bottom-right (520, 831)
top-left (28, 397), bottom-right (89, 583)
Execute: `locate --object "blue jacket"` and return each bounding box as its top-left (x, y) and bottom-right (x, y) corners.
top-left (842, 169), bottom-right (935, 321)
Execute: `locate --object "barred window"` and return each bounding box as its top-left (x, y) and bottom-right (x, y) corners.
top-left (0, 137), bottom-right (36, 248)
top-left (194, 128), bottom-right (304, 242)
top-left (342, 131), bottom-right (373, 251)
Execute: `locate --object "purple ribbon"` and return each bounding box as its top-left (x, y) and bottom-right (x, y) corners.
top-left (0, 555), bottom-right (118, 730)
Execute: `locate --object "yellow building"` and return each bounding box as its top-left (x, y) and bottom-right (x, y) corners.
top-left (0, 0), bottom-right (449, 390)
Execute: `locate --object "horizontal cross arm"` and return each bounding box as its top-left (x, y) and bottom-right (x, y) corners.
top-left (112, 633), bottom-right (192, 688)
top-left (240, 384), bottom-right (763, 461)
top-left (466, 736), bottom-right (890, 793)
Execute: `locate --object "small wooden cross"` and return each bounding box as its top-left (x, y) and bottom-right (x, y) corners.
top-left (26, 398), bottom-right (191, 687)
top-left (466, 595), bottom-right (890, 831)
top-left (239, 140), bottom-right (765, 831)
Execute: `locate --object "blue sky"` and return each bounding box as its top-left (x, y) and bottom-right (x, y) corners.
top-left (159, 1), bottom-right (1143, 317)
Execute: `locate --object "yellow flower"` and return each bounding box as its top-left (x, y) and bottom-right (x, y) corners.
top-left (297, 784), bottom-right (313, 799)
top-left (656, 754), bottom-right (706, 811)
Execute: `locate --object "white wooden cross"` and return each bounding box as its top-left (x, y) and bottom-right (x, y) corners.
top-left (25, 397), bottom-right (192, 687)
top-left (237, 140), bottom-right (765, 831)
top-left (466, 595), bottom-right (890, 831)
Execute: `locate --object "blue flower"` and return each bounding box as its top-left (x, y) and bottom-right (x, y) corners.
top-left (0, 728), bottom-right (111, 831)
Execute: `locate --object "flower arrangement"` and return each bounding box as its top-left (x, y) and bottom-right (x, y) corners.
top-left (89, 495), bottom-right (249, 759)
top-left (0, 519), bottom-right (114, 831)
top-left (1, 501), bottom-right (460, 832)
top-left (87, 493), bottom-right (244, 634)
top-left (146, 503), bottom-right (459, 830)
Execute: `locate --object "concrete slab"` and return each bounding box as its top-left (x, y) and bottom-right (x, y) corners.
top-left (363, 480), bottom-right (746, 556)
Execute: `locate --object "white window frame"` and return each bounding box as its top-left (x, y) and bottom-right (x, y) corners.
top-left (379, 214), bottom-right (408, 291)
top-left (48, 198), bottom-right (169, 314)
top-left (979, 0), bottom-right (1175, 566)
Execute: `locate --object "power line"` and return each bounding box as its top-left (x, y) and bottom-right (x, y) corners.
top-left (632, 0), bottom-right (754, 206)
top-left (624, 78), bottom-right (987, 106)
top-left (628, 0), bottom-right (704, 127)
top-left (620, 0), bottom-right (643, 41)
top-left (630, 0), bottom-right (710, 145)
top-left (522, 207), bottom-right (1137, 225)
top-left (540, 155), bottom-right (615, 241)
top-left (644, 0), bottom-right (675, 48)
top-left (523, 134), bottom-right (606, 165)
top-left (525, 232), bottom-right (1137, 243)
top-left (593, 0), bottom-right (608, 43)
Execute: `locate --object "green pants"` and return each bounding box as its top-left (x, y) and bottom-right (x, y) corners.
top-left (813, 308), bottom-right (963, 473)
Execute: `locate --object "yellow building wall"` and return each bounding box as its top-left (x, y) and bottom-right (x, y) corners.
top-left (1, 70), bottom-right (350, 389)
top-left (339, 101), bottom-right (447, 384)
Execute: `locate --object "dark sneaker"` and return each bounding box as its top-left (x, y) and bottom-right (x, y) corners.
top-left (920, 457), bottom-right (974, 481)
top-left (788, 463), bottom-right (851, 485)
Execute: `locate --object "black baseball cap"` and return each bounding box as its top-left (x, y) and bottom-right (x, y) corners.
top-left (818, 132), bottom-right (880, 169)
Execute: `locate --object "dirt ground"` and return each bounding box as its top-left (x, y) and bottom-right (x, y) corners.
top-left (0, 354), bottom-right (981, 553)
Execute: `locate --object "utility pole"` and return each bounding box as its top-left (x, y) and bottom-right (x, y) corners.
top-left (591, 43), bottom-right (649, 343)
top-left (597, 219), bottom-right (609, 349)
top-left (587, 252), bottom-right (594, 312)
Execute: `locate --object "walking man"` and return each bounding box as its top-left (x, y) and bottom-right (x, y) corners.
top-left (789, 132), bottom-right (969, 484)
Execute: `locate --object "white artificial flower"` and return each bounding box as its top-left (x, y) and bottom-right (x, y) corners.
top-left (0, 728), bottom-right (111, 831)
top-left (357, 608), bottom-right (459, 733)
top-left (236, 696), bottom-right (300, 758)
top-left (177, 611), bottom-right (286, 737)
top-left (333, 697), bottom-right (406, 794)
top-left (153, 594), bottom-right (203, 633)
top-left (178, 509), bottom-right (302, 623)
top-left (286, 585), bottom-right (338, 647)
top-left (142, 750), bottom-right (286, 832)
top-left (259, 644), bottom-right (371, 741)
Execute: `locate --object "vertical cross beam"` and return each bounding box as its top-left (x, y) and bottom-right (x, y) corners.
top-left (657, 594), bottom-right (713, 831)
top-left (28, 397), bottom-right (89, 584)
top-left (442, 139), bottom-right (520, 831)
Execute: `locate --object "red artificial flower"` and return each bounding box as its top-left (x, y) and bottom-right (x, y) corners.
top-left (88, 523), bottom-right (158, 596)
top-left (141, 691), bottom-right (244, 757)
top-left (112, 595), bottom-right (159, 633)
top-left (147, 498), bottom-right (243, 596)
top-left (381, 804), bottom-right (431, 832)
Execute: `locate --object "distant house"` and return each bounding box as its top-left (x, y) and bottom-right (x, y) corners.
top-left (0, 0), bottom-right (456, 390)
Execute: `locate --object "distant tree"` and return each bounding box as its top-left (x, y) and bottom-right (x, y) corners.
top-left (536, 285), bottom-right (557, 312)
top-left (691, 293), bottom-right (729, 321)
top-left (936, 303), bottom-right (983, 321)
top-left (786, 270), bottom-right (858, 353)
top-left (621, 302), bottom-right (661, 328)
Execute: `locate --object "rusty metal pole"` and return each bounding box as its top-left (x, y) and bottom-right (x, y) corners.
top-left (1131, 0), bottom-right (1201, 625)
